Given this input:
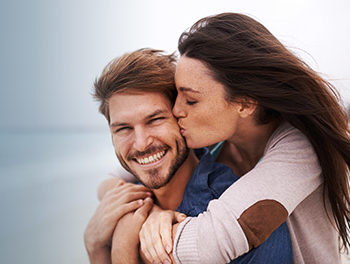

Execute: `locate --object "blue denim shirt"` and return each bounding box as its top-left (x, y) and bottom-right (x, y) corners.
top-left (177, 147), bottom-right (293, 264)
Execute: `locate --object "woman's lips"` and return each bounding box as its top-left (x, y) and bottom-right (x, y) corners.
top-left (178, 124), bottom-right (186, 135)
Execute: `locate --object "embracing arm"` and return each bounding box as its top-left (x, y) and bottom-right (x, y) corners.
top-left (84, 183), bottom-right (151, 264)
top-left (110, 198), bottom-right (153, 264)
top-left (138, 205), bottom-right (186, 264)
top-left (98, 177), bottom-right (126, 201)
top-left (173, 123), bottom-right (323, 263)
top-left (98, 169), bottom-right (138, 201)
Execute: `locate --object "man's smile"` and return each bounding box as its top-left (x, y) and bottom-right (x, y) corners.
top-left (134, 150), bottom-right (167, 165)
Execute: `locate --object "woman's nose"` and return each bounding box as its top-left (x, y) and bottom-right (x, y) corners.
top-left (172, 98), bottom-right (186, 118)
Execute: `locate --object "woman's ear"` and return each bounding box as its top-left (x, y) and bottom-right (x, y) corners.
top-left (236, 97), bottom-right (258, 118)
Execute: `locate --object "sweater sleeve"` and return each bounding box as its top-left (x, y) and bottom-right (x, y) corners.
top-left (173, 123), bottom-right (322, 264)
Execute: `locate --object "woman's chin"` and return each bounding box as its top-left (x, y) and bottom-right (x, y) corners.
top-left (186, 135), bottom-right (224, 149)
top-left (186, 138), bottom-right (206, 149)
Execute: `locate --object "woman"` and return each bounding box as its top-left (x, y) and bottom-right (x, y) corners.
top-left (139, 13), bottom-right (350, 263)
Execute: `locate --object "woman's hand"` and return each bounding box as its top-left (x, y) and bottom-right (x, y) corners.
top-left (139, 205), bottom-right (186, 264)
top-left (97, 177), bottom-right (126, 201)
top-left (111, 197), bottom-right (153, 264)
top-left (84, 183), bottom-right (151, 263)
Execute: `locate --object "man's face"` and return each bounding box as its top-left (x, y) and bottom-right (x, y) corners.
top-left (109, 91), bottom-right (189, 189)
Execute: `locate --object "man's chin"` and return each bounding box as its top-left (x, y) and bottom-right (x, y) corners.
top-left (135, 175), bottom-right (169, 190)
top-left (141, 182), bottom-right (165, 190)
top-left (115, 158), bottom-right (166, 189)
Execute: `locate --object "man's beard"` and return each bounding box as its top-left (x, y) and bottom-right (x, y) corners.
top-left (116, 139), bottom-right (189, 189)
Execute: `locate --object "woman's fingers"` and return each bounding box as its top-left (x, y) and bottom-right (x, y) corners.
top-left (139, 210), bottom-right (177, 264)
top-left (134, 197), bottom-right (153, 222)
top-left (100, 199), bottom-right (143, 231)
top-left (120, 182), bottom-right (151, 192)
top-left (160, 211), bottom-right (186, 254)
top-left (85, 181), bottom-right (153, 258)
top-left (102, 185), bottom-right (152, 232)
top-left (174, 211), bottom-right (187, 223)
top-left (107, 197), bottom-right (154, 235)
top-left (152, 230), bottom-right (171, 264)
top-left (113, 199), bottom-right (144, 220)
top-left (104, 182), bottom-right (151, 199)
top-left (120, 191), bottom-right (152, 204)
top-left (159, 212), bottom-right (174, 254)
top-left (84, 198), bottom-right (143, 252)
top-left (140, 232), bottom-right (163, 264)
top-left (97, 177), bottom-right (125, 201)
top-left (140, 219), bottom-right (163, 264)
top-left (105, 189), bottom-right (151, 210)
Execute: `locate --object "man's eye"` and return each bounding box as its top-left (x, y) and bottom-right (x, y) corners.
top-left (115, 127), bottom-right (131, 133)
top-left (149, 117), bottom-right (165, 124)
top-left (186, 100), bottom-right (197, 106)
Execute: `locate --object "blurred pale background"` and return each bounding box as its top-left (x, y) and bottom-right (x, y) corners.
top-left (0, 0), bottom-right (349, 263)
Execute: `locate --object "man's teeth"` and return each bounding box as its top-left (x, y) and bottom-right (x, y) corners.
top-left (136, 151), bottom-right (166, 165)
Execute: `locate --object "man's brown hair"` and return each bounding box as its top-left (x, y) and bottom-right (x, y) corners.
top-left (94, 48), bottom-right (177, 122)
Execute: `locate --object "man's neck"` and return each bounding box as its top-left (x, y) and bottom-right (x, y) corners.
top-left (152, 150), bottom-right (198, 210)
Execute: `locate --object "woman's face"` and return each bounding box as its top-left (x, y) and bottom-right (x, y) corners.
top-left (173, 56), bottom-right (241, 149)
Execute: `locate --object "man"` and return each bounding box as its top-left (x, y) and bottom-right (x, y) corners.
top-left (84, 49), bottom-right (292, 264)
top-left (84, 49), bottom-right (199, 264)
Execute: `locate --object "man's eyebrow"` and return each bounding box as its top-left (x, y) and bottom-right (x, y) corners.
top-left (179, 87), bottom-right (200, 93)
top-left (110, 121), bottom-right (129, 128)
top-left (146, 109), bottom-right (169, 119)
top-left (109, 109), bottom-right (169, 127)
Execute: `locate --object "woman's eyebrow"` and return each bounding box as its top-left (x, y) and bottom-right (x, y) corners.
top-left (179, 87), bottom-right (200, 94)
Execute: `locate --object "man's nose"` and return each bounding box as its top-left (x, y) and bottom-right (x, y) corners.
top-left (133, 127), bottom-right (153, 152)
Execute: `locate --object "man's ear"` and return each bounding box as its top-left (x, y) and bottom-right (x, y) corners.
top-left (236, 97), bottom-right (258, 118)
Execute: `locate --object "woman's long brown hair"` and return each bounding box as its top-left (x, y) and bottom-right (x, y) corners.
top-left (179, 13), bottom-right (350, 250)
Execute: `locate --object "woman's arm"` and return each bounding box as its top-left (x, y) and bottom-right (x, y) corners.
top-left (173, 124), bottom-right (322, 263)
top-left (111, 198), bottom-right (153, 264)
top-left (139, 205), bottom-right (186, 264)
top-left (97, 177), bottom-right (126, 201)
top-left (84, 183), bottom-right (151, 263)
top-left (98, 170), bottom-right (138, 201)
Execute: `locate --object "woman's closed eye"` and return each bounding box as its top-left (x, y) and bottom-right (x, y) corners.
top-left (186, 100), bottom-right (198, 106)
